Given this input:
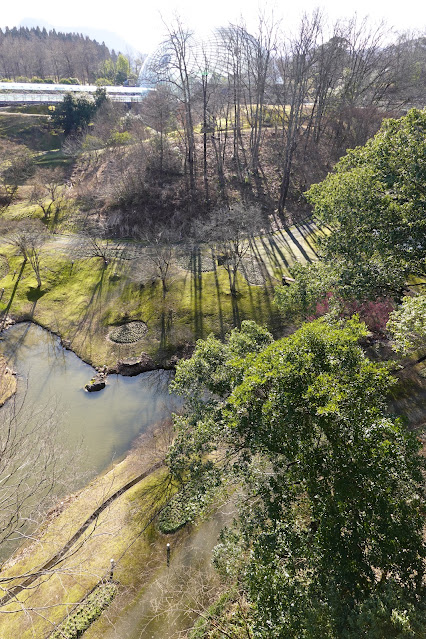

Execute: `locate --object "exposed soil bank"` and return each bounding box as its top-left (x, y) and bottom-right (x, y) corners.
top-left (0, 354), bottom-right (16, 406)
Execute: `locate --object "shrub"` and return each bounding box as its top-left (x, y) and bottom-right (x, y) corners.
top-left (50, 581), bottom-right (117, 639)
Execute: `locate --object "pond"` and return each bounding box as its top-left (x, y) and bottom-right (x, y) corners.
top-left (0, 322), bottom-right (177, 480)
top-left (0, 322), bottom-right (231, 638)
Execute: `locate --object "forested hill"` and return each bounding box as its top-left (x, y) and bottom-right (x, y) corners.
top-left (0, 27), bottom-right (115, 84)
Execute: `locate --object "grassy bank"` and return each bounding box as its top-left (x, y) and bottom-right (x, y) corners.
top-left (0, 223), bottom-right (318, 369)
top-left (0, 424), bottom-right (179, 638)
top-left (0, 111), bottom-right (59, 151)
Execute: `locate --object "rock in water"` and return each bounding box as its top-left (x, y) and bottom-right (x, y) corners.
top-left (85, 373), bottom-right (106, 392)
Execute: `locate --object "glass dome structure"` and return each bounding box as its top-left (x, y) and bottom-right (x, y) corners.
top-left (139, 27), bottom-right (260, 88)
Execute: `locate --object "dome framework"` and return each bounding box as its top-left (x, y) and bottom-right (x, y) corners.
top-left (139, 27), bottom-right (261, 88)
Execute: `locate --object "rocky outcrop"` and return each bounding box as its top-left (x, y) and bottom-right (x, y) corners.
top-left (117, 353), bottom-right (157, 376)
top-left (85, 371), bottom-right (107, 392)
top-left (0, 315), bottom-right (15, 331)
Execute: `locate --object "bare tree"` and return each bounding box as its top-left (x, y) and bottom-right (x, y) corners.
top-left (158, 18), bottom-right (198, 202)
top-left (0, 394), bottom-right (64, 559)
top-left (327, 16), bottom-right (395, 153)
top-left (0, 145), bottom-right (34, 212)
top-left (132, 218), bottom-right (184, 297)
top-left (220, 25), bottom-right (250, 184)
top-left (274, 11), bottom-right (323, 214)
top-left (0, 178), bottom-right (18, 213)
top-left (72, 220), bottom-right (121, 267)
top-left (194, 204), bottom-right (264, 297)
top-left (3, 219), bottom-right (49, 288)
top-left (138, 85), bottom-right (178, 175)
top-left (242, 15), bottom-right (278, 176)
top-left (193, 46), bottom-right (216, 204)
top-left (30, 168), bottom-right (67, 224)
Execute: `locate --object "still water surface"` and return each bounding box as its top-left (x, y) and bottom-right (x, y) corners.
top-left (0, 322), bottom-right (176, 480)
top-left (0, 322), bottom-right (229, 638)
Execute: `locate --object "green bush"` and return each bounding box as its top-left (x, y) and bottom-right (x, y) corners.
top-left (158, 478), bottom-right (220, 534)
top-left (59, 78), bottom-right (80, 85)
top-left (50, 581), bottom-right (117, 639)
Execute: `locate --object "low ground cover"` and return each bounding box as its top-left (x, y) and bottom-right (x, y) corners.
top-left (0, 427), bottom-right (175, 638)
top-left (0, 222), bottom-right (315, 368)
top-left (49, 581), bottom-right (118, 639)
top-left (0, 111), bottom-right (59, 152)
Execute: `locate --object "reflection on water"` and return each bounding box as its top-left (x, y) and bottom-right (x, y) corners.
top-left (0, 322), bottom-right (176, 480)
top-left (0, 322), bottom-right (230, 638)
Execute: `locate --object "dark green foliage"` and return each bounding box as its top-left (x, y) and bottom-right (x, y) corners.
top-left (170, 318), bottom-right (425, 638)
top-left (59, 78), bottom-right (80, 85)
top-left (387, 294), bottom-right (426, 354)
top-left (306, 109), bottom-right (426, 283)
top-left (344, 582), bottom-right (426, 638)
top-left (158, 492), bottom-right (191, 534)
top-left (51, 88), bottom-right (108, 136)
top-left (277, 110), bottom-right (426, 322)
top-left (158, 475), bottom-right (222, 534)
top-left (274, 261), bottom-right (336, 320)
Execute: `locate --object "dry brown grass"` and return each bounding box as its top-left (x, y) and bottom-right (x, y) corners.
top-left (0, 354), bottom-right (16, 406)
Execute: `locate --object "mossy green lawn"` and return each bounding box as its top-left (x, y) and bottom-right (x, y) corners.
top-left (0, 222), bottom-right (317, 368)
top-left (0, 111), bottom-right (60, 152)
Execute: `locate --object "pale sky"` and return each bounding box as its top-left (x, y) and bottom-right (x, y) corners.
top-left (1, 0), bottom-right (425, 54)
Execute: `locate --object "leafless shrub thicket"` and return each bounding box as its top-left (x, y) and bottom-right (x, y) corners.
top-left (70, 13), bottom-right (425, 235)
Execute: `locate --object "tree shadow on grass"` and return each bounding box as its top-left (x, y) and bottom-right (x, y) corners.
top-left (67, 261), bottom-right (107, 349)
top-left (258, 234), bottom-right (291, 273)
top-left (284, 226), bottom-right (313, 263)
top-left (160, 308), bottom-right (174, 352)
top-left (248, 237), bottom-right (281, 286)
top-left (26, 287), bottom-right (47, 302)
top-left (230, 290), bottom-right (241, 329)
top-left (189, 247), bottom-right (204, 339)
top-left (298, 220), bottom-right (320, 257)
top-left (0, 258), bottom-right (26, 330)
top-left (210, 249), bottom-right (225, 339)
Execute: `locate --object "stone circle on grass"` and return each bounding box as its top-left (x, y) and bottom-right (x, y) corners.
top-left (108, 321), bottom-right (148, 344)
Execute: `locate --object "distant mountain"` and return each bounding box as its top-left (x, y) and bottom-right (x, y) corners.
top-left (19, 17), bottom-right (138, 55)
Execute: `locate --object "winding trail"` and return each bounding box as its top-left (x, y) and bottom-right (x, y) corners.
top-left (0, 460), bottom-right (164, 607)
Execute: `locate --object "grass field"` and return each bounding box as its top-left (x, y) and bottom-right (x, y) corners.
top-left (0, 222), bottom-right (319, 369)
top-left (0, 111), bottom-right (60, 151)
